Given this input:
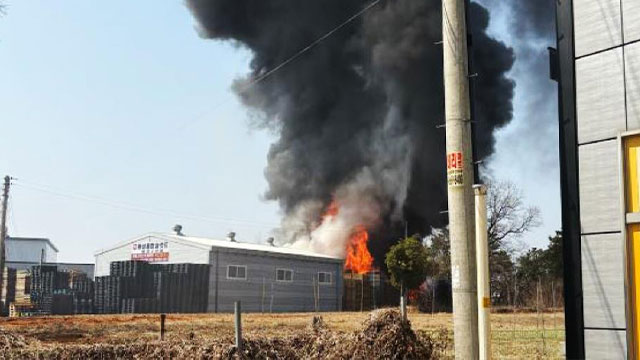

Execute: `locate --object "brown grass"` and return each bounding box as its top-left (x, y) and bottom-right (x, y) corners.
top-left (0, 309), bottom-right (565, 359)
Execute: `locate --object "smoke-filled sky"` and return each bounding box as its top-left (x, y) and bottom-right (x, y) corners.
top-left (187, 0), bottom-right (555, 261)
top-left (0, 0), bottom-right (557, 262)
top-left (477, 0), bottom-right (559, 251)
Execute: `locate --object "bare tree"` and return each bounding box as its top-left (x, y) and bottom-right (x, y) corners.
top-left (421, 179), bottom-right (541, 309)
top-left (486, 180), bottom-right (541, 253)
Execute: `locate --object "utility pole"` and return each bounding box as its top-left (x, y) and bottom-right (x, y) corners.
top-left (474, 185), bottom-right (490, 360)
top-left (442, 0), bottom-right (479, 358)
top-left (0, 175), bottom-right (10, 310)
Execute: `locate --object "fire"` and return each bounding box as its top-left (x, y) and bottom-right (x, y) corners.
top-left (320, 201), bottom-right (374, 274)
top-left (344, 225), bottom-right (373, 274)
top-left (323, 200), bottom-right (339, 218)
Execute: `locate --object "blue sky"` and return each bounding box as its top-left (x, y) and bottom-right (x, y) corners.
top-left (0, 1), bottom-right (282, 262)
top-left (0, 1), bottom-right (560, 262)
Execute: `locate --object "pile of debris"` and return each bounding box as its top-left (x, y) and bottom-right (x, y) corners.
top-left (1, 309), bottom-right (445, 359)
top-left (229, 310), bottom-right (436, 359)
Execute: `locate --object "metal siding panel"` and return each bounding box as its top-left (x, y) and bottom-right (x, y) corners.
top-left (623, 0), bottom-right (640, 42)
top-left (581, 233), bottom-right (626, 329)
top-left (579, 140), bottom-right (622, 233)
top-left (46, 243), bottom-right (57, 262)
top-left (626, 42), bottom-right (640, 131)
top-left (573, 0), bottom-right (622, 57)
top-left (576, 48), bottom-right (626, 144)
top-left (584, 329), bottom-right (627, 359)
top-left (6, 240), bottom-right (47, 263)
top-left (214, 249), bottom-right (340, 313)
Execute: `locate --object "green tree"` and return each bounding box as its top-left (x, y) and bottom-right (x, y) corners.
top-left (515, 232), bottom-right (563, 307)
top-left (385, 236), bottom-right (430, 319)
top-left (424, 227), bottom-right (450, 280)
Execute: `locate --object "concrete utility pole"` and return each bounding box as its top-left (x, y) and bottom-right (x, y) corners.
top-left (0, 176), bottom-right (10, 307)
top-left (442, 0), bottom-right (479, 358)
top-left (474, 185), bottom-right (490, 360)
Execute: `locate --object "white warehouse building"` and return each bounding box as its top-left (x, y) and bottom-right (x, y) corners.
top-left (94, 231), bottom-right (344, 313)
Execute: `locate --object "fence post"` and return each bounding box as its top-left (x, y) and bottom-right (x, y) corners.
top-left (160, 313), bottom-right (166, 340)
top-left (235, 301), bottom-right (242, 353)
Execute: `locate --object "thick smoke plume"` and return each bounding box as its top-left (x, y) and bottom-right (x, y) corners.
top-left (187, 0), bottom-right (515, 262)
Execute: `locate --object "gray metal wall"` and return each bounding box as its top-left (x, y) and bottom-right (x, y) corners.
top-left (208, 247), bottom-right (343, 313)
top-left (573, 0), bottom-right (640, 358)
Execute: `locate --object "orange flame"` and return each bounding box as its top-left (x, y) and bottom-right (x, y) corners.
top-left (344, 225), bottom-right (373, 274)
top-left (323, 200), bottom-right (339, 218)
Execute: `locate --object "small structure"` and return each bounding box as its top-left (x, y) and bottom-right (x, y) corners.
top-left (4, 237), bottom-right (94, 278)
top-left (94, 230), bottom-right (344, 312)
top-left (6, 237), bottom-right (58, 263)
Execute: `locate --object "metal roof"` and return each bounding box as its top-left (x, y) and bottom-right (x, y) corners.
top-left (6, 237), bottom-right (59, 252)
top-left (95, 232), bottom-right (343, 262)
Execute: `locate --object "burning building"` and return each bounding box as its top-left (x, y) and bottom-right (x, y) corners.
top-left (185, 0), bottom-right (516, 268)
top-left (94, 229), bottom-right (344, 312)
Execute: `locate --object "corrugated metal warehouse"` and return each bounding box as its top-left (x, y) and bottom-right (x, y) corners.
top-left (555, 0), bottom-right (640, 358)
top-left (94, 231), bottom-right (344, 313)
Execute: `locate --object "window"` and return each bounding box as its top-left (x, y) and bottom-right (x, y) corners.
top-left (276, 268), bottom-right (293, 282)
top-left (227, 265), bottom-right (247, 280)
top-left (318, 272), bottom-right (332, 284)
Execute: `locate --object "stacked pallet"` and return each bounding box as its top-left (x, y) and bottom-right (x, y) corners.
top-left (30, 265), bottom-right (57, 314)
top-left (51, 293), bottom-right (74, 315)
top-left (9, 303), bottom-right (36, 317)
top-left (343, 272), bottom-right (374, 311)
top-left (70, 272), bottom-right (94, 295)
top-left (30, 265), bottom-right (95, 315)
top-left (14, 271), bottom-right (31, 304)
top-left (2, 269), bottom-right (32, 315)
top-left (95, 261), bottom-right (209, 314)
top-left (1, 268), bottom-right (17, 314)
top-left (342, 270), bottom-right (399, 311)
top-left (73, 293), bottom-right (93, 314)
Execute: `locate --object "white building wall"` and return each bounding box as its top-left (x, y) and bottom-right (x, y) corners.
top-left (94, 234), bottom-right (210, 277)
top-left (5, 238), bottom-right (57, 263)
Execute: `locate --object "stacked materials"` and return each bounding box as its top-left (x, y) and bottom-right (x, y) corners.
top-left (94, 261), bottom-right (210, 314)
top-left (1, 269), bottom-right (31, 315)
top-left (30, 265), bottom-right (58, 314)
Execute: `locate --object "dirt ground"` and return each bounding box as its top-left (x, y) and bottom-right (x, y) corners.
top-left (0, 309), bottom-right (565, 359)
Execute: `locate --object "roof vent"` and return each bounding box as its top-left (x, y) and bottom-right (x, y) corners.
top-left (227, 232), bottom-right (236, 242)
top-left (173, 224), bottom-right (184, 236)
top-left (266, 237), bottom-right (275, 246)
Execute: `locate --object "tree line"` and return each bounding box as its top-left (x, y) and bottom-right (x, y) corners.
top-left (386, 180), bottom-right (563, 312)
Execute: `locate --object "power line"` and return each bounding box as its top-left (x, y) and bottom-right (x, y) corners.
top-left (176, 0), bottom-right (382, 133)
top-left (14, 179), bottom-right (280, 229)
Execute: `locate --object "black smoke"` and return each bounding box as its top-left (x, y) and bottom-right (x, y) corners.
top-left (187, 0), bottom-right (515, 263)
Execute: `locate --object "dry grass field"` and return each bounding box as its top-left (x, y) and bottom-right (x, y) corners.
top-left (0, 309), bottom-right (565, 359)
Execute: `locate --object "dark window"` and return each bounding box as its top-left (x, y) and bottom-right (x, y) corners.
top-left (276, 269), bottom-right (293, 282)
top-left (227, 265), bottom-right (246, 280)
top-left (318, 272), bottom-right (332, 284)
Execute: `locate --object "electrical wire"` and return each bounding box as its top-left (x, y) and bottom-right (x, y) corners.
top-left (14, 179), bottom-right (280, 230)
top-left (14, 178), bottom-right (370, 236)
top-left (176, 0), bottom-right (382, 133)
